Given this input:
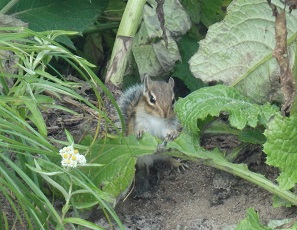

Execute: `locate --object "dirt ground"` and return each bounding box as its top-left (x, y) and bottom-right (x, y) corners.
top-left (92, 161), bottom-right (294, 230)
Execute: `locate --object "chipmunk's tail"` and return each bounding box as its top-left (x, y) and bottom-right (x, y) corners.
top-left (118, 84), bottom-right (144, 127)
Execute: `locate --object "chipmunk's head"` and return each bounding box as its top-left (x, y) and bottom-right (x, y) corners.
top-left (143, 75), bottom-right (175, 118)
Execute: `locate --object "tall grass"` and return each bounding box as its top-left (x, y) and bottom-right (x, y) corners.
top-left (0, 27), bottom-right (124, 229)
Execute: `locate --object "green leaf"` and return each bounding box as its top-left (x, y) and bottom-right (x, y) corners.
top-left (63, 217), bottom-right (105, 230)
top-left (180, 0), bottom-right (201, 24)
top-left (175, 85), bottom-right (278, 133)
top-left (264, 113), bottom-right (297, 190)
top-left (105, 0), bottom-right (126, 19)
top-left (132, 0), bottom-right (191, 78)
top-left (87, 133), bottom-right (159, 197)
top-left (0, 104), bottom-right (54, 152)
top-left (204, 120), bottom-right (266, 144)
top-left (23, 98), bottom-right (47, 137)
top-left (272, 195), bottom-right (293, 208)
top-left (29, 160), bottom-right (69, 200)
top-left (65, 129), bottom-right (74, 144)
top-left (236, 208), bottom-right (272, 230)
top-left (7, 0), bottom-right (108, 33)
top-left (201, 0), bottom-right (232, 27)
top-left (268, 218), bottom-right (297, 229)
top-left (173, 35), bottom-right (205, 92)
top-left (0, 155), bottom-right (63, 228)
top-left (238, 128), bottom-right (266, 144)
top-left (164, 0), bottom-right (191, 36)
top-left (4, 0), bottom-right (108, 47)
top-left (189, 0), bottom-right (297, 103)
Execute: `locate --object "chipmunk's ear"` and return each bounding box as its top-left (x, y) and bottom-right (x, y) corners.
top-left (168, 77), bottom-right (174, 88)
top-left (143, 74), bottom-right (152, 90)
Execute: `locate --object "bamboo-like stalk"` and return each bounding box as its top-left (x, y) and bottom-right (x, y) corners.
top-left (105, 0), bottom-right (146, 85)
top-left (0, 0), bottom-right (19, 14)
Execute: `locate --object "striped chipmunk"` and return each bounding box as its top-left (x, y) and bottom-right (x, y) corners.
top-left (118, 75), bottom-right (183, 196)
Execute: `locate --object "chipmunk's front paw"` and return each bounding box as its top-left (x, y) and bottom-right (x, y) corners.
top-left (168, 157), bottom-right (189, 173)
top-left (165, 130), bottom-right (180, 142)
top-left (135, 130), bottom-right (144, 139)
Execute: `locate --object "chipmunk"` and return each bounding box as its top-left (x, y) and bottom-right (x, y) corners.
top-left (118, 76), bottom-right (182, 197)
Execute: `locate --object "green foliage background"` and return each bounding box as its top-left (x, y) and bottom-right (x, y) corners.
top-left (1, 0), bottom-right (297, 229)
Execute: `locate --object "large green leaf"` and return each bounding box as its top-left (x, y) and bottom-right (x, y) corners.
top-left (87, 134), bottom-right (159, 197)
top-left (189, 0), bottom-right (297, 103)
top-left (174, 85), bottom-right (278, 133)
top-left (264, 113), bottom-right (297, 190)
top-left (132, 0), bottom-right (191, 78)
top-left (5, 0), bottom-right (108, 32)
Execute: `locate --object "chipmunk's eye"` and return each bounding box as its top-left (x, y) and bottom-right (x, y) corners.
top-left (150, 94), bottom-right (156, 104)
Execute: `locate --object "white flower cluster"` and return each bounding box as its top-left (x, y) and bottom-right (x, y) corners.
top-left (59, 144), bottom-right (86, 168)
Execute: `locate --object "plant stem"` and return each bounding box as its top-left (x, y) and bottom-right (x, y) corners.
top-left (169, 136), bottom-right (297, 206)
top-left (105, 0), bottom-right (146, 85)
top-left (62, 179), bottom-right (72, 221)
top-left (205, 158), bottom-right (297, 206)
top-left (83, 22), bottom-right (120, 35)
top-left (0, 0), bottom-right (19, 14)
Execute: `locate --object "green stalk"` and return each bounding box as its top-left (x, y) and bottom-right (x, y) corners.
top-left (0, 0), bottom-right (19, 14)
top-left (169, 135), bottom-right (297, 206)
top-left (83, 22), bottom-right (120, 35)
top-left (206, 158), bottom-right (297, 205)
top-left (105, 0), bottom-right (146, 85)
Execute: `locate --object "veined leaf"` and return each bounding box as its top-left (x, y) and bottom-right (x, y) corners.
top-left (132, 0), bottom-right (191, 78)
top-left (175, 85), bottom-right (278, 133)
top-left (163, 0), bottom-right (191, 37)
top-left (236, 208), bottom-right (272, 230)
top-left (87, 133), bottom-right (159, 197)
top-left (189, 0), bottom-right (297, 103)
top-left (264, 113), bottom-right (297, 190)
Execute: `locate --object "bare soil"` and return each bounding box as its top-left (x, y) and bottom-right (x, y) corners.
top-left (112, 162), bottom-right (295, 230)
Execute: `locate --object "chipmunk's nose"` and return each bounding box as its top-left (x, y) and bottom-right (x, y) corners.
top-left (162, 105), bottom-right (172, 118)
